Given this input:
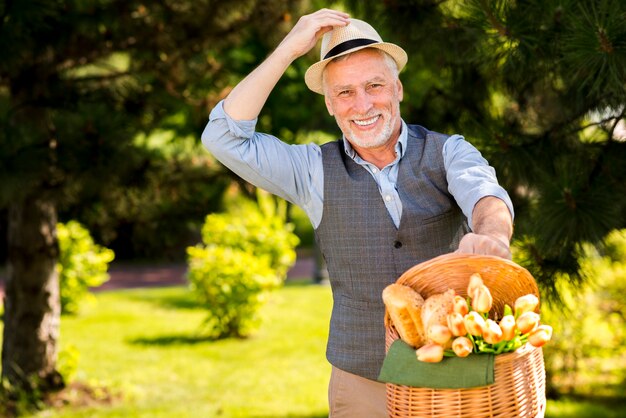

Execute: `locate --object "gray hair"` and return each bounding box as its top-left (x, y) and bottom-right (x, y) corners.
top-left (321, 48), bottom-right (399, 95)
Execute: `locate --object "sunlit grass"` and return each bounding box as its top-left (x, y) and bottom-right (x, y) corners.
top-left (1, 281), bottom-right (624, 417)
top-left (546, 396), bottom-right (626, 418)
top-left (27, 282), bottom-right (333, 417)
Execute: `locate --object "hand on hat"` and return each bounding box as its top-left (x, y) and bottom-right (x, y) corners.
top-left (276, 9), bottom-right (350, 61)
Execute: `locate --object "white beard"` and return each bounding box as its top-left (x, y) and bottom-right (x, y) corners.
top-left (345, 114), bottom-right (393, 148)
top-left (338, 105), bottom-right (400, 149)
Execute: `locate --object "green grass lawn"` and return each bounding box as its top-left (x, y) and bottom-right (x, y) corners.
top-left (1, 281), bottom-right (625, 417)
top-left (546, 397), bottom-right (626, 418)
top-left (31, 281), bottom-right (332, 417)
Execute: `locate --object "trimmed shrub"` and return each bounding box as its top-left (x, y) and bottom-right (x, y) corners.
top-left (186, 245), bottom-right (279, 338)
top-left (57, 221), bottom-right (115, 314)
top-left (199, 200), bottom-right (299, 280)
top-left (187, 194), bottom-right (300, 338)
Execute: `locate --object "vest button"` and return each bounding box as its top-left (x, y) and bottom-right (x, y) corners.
top-left (394, 241), bottom-right (403, 249)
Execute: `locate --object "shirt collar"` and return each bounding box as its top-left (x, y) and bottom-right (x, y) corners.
top-left (342, 119), bottom-right (408, 163)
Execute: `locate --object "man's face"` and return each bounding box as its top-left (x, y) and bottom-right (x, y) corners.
top-left (323, 49), bottom-right (403, 150)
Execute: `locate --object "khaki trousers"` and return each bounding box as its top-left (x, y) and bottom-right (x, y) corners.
top-left (328, 366), bottom-right (388, 418)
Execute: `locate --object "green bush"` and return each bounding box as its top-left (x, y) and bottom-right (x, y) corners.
top-left (186, 193), bottom-right (300, 338)
top-left (186, 245), bottom-right (279, 338)
top-left (57, 344), bottom-right (80, 383)
top-left (57, 221), bottom-right (115, 314)
top-left (199, 192), bottom-right (299, 280)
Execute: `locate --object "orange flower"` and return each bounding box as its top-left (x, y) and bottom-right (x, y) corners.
top-left (453, 295), bottom-right (469, 316)
top-left (467, 273), bottom-right (484, 299)
top-left (452, 336), bottom-right (473, 357)
top-left (416, 343), bottom-right (444, 363)
top-left (447, 312), bottom-right (467, 337)
top-left (483, 319), bottom-right (503, 344)
top-left (464, 311), bottom-right (486, 337)
top-left (428, 324), bottom-right (452, 345)
top-left (499, 315), bottom-right (516, 341)
top-left (514, 294), bottom-right (539, 316)
top-left (472, 284), bottom-right (493, 313)
top-left (516, 311), bottom-right (540, 334)
top-left (528, 325), bottom-right (553, 347)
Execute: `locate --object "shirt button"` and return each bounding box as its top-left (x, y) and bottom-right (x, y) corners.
top-left (384, 195), bottom-right (392, 202)
top-left (394, 241), bottom-right (403, 249)
top-left (372, 168), bottom-right (379, 173)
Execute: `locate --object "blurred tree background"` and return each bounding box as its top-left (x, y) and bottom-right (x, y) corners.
top-left (0, 0), bottom-right (625, 411)
top-left (0, 0), bottom-right (311, 397)
top-left (345, 0), bottom-right (626, 296)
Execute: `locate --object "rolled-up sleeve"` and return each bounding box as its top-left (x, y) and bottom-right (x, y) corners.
top-left (201, 101), bottom-right (265, 174)
top-left (443, 135), bottom-right (514, 229)
top-left (201, 101), bottom-right (324, 225)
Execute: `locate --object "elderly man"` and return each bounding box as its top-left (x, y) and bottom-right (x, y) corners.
top-left (202, 9), bottom-right (513, 417)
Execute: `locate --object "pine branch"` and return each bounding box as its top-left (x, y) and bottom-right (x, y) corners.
top-left (568, 111), bottom-right (625, 138)
top-left (478, 0), bottom-right (508, 37)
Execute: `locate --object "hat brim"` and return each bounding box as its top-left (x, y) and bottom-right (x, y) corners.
top-left (304, 42), bottom-right (408, 95)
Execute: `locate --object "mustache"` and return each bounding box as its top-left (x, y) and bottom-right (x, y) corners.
top-left (351, 111), bottom-right (385, 120)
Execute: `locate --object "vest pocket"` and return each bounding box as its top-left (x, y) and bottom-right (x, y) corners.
top-left (335, 294), bottom-right (380, 311)
top-left (419, 209), bottom-right (460, 225)
top-left (401, 209), bottom-right (469, 257)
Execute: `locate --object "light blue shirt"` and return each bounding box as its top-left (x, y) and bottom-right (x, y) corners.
top-left (202, 100), bottom-right (513, 229)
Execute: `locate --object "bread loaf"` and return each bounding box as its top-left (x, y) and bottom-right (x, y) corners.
top-left (382, 284), bottom-right (426, 348)
top-left (421, 288), bottom-right (456, 334)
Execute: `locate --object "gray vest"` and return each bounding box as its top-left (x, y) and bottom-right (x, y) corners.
top-left (315, 124), bottom-right (470, 380)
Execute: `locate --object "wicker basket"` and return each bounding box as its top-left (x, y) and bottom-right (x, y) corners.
top-left (384, 253), bottom-right (547, 418)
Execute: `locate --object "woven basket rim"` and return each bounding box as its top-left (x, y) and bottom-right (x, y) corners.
top-left (392, 253), bottom-right (539, 319)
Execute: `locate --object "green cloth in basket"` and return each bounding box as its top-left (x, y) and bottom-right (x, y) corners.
top-left (378, 339), bottom-right (495, 388)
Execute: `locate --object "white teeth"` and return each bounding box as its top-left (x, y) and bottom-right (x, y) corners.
top-left (353, 115), bottom-right (379, 126)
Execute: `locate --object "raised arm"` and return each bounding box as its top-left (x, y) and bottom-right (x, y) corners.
top-left (223, 9), bottom-right (350, 120)
top-left (457, 196), bottom-right (513, 259)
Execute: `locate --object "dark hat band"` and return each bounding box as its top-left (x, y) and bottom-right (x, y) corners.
top-left (323, 38), bottom-right (379, 60)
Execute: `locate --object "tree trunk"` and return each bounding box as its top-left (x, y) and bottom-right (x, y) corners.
top-left (1, 195), bottom-right (64, 391)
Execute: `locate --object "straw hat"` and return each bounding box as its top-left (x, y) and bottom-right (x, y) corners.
top-left (304, 18), bottom-right (408, 95)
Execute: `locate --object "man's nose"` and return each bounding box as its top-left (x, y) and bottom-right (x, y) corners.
top-left (353, 89), bottom-right (373, 114)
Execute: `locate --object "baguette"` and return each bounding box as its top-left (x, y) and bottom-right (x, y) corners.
top-left (382, 283), bottom-right (426, 348)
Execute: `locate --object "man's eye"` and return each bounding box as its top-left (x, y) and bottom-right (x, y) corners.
top-left (338, 90), bottom-right (351, 96)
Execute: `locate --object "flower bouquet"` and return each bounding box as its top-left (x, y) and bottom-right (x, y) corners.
top-left (415, 273), bottom-right (553, 363)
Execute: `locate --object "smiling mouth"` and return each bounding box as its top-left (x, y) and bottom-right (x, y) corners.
top-left (352, 115), bottom-right (380, 127)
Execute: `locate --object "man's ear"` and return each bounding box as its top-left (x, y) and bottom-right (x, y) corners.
top-left (324, 95), bottom-right (334, 116)
top-left (397, 79), bottom-right (404, 102)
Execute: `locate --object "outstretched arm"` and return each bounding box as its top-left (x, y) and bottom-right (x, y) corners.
top-left (223, 9), bottom-right (350, 120)
top-left (457, 196), bottom-right (513, 259)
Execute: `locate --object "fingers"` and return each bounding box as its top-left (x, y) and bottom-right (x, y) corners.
top-left (278, 9), bottom-right (350, 59)
top-left (311, 8), bottom-right (350, 21)
top-left (298, 8), bottom-right (350, 33)
top-left (457, 233), bottom-right (512, 260)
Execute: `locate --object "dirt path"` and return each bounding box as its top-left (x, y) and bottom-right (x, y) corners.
top-left (96, 255), bottom-right (317, 291)
top-left (0, 256), bottom-right (317, 300)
